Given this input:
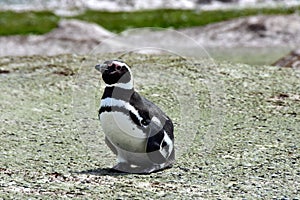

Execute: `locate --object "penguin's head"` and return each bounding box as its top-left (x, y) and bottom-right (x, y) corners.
top-left (95, 60), bottom-right (133, 89)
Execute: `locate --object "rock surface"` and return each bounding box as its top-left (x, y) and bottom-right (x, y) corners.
top-left (272, 49), bottom-right (300, 69)
top-left (1, 54), bottom-right (299, 199)
top-left (0, 19), bottom-right (114, 56)
top-left (180, 14), bottom-right (300, 48)
top-left (1, 0), bottom-right (299, 14)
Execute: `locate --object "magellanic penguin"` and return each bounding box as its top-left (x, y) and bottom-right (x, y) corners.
top-left (95, 60), bottom-right (175, 174)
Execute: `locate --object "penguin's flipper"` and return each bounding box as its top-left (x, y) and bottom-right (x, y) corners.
top-left (145, 114), bottom-right (175, 165)
top-left (146, 122), bottom-right (174, 165)
top-left (146, 129), bottom-right (165, 164)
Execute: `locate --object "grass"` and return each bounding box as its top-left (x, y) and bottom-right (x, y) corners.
top-left (75, 6), bottom-right (300, 33)
top-left (0, 54), bottom-right (299, 198)
top-left (0, 6), bottom-right (299, 36)
top-left (0, 11), bottom-right (59, 36)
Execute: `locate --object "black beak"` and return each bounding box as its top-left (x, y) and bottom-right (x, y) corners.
top-left (95, 63), bottom-right (108, 73)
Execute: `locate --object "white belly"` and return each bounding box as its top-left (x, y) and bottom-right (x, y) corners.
top-left (100, 112), bottom-right (147, 153)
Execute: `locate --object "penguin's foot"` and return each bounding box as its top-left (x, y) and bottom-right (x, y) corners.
top-left (112, 162), bottom-right (173, 174)
top-left (112, 162), bottom-right (132, 173)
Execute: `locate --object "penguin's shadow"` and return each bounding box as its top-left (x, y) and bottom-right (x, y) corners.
top-left (74, 166), bottom-right (169, 176)
top-left (75, 167), bottom-right (131, 176)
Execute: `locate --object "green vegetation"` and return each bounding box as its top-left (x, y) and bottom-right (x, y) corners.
top-left (0, 6), bottom-right (299, 35)
top-left (75, 6), bottom-right (300, 32)
top-left (0, 11), bottom-right (59, 36)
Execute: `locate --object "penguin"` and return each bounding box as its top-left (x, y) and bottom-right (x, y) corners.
top-left (95, 60), bottom-right (175, 174)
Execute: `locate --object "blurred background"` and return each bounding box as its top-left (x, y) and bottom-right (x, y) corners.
top-left (0, 0), bottom-right (299, 67)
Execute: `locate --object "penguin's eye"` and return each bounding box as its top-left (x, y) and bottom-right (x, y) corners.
top-left (116, 65), bottom-right (122, 70)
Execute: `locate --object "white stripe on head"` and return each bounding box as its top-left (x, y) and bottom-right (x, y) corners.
top-left (106, 61), bottom-right (134, 90)
top-left (112, 60), bottom-right (129, 67)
